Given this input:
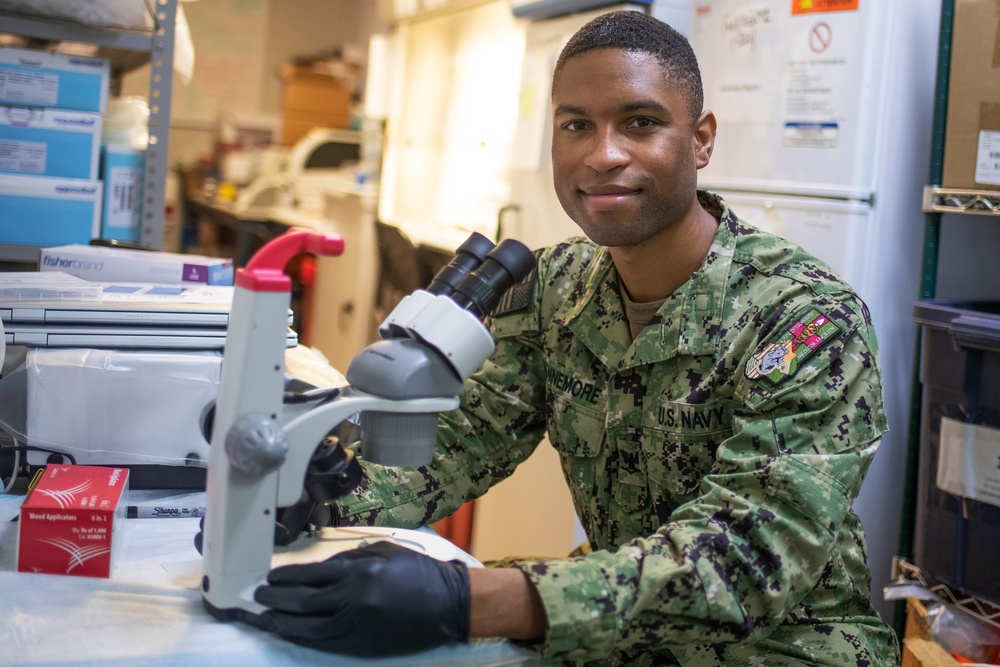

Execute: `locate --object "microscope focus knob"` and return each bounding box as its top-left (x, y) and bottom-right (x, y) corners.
top-left (225, 412), bottom-right (288, 476)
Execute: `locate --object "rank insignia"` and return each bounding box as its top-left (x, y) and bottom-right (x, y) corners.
top-left (745, 307), bottom-right (841, 383)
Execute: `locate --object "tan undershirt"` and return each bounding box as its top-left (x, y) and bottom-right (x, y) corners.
top-left (618, 276), bottom-right (667, 340)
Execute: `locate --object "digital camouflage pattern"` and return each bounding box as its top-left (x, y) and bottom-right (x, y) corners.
top-left (335, 191), bottom-right (899, 666)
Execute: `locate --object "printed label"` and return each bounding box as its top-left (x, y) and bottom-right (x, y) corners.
top-left (975, 130), bottom-right (1000, 186)
top-left (107, 166), bottom-right (139, 228)
top-left (783, 122), bottom-right (839, 148)
top-left (937, 418), bottom-right (1000, 508)
top-left (0, 138), bottom-right (46, 174)
top-left (791, 0), bottom-right (859, 14)
top-left (0, 69), bottom-right (59, 106)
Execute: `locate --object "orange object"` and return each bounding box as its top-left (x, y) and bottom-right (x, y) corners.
top-left (431, 501), bottom-right (476, 554)
top-left (791, 0), bottom-right (859, 15)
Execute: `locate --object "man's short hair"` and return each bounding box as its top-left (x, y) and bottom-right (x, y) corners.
top-left (553, 10), bottom-right (704, 124)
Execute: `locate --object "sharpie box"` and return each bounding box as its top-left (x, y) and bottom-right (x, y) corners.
top-left (0, 174), bottom-right (102, 246)
top-left (0, 106), bottom-right (102, 179)
top-left (40, 243), bottom-right (234, 286)
top-left (0, 46), bottom-right (110, 114)
top-left (18, 465), bottom-right (129, 578)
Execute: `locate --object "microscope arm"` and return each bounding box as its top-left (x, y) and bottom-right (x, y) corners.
top-left (276, 389), bottom-right (458, 508)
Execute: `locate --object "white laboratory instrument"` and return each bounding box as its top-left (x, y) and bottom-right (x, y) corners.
top-left (200, 227), bottom-right (534, 620)
top-left (234, 128), bottom-right (363, 212)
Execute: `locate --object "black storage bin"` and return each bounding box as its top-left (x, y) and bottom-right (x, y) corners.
top-left (913, 301), bottom-right (1000, 606)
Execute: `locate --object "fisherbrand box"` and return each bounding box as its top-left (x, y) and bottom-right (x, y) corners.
top-left (18, 465), bottom-right (129, 578)
top-left (40, 244), bottom-right (235, 286)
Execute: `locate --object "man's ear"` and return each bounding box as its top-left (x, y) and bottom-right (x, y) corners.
top-left (693, 110), bottom-right (717, 169)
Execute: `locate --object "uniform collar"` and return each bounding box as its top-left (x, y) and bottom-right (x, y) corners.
top-left (555, 191), bottom-right (738, 371)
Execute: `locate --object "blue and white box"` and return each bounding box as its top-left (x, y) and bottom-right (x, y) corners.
top-left (0, 46), bottom-right (110, 114)
top-left (99, 145), bottom-right (145, 242)
top-left (40, 244), bottom-right (235, 286)
top-left (0, 174), bottom-right (102, 246)
top-left (0, 106), bottom-right (102, 179)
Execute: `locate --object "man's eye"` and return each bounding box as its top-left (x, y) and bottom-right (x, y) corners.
top-left (563, 120), bottom-right (588, 131)
top-left (629, 117), bottom-right (656, 128)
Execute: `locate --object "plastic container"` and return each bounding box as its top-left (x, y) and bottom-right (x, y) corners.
top-left (913, 300), bottom-right (1000, 606)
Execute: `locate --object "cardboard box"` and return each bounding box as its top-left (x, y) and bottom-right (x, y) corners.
top-left (941, 0), bottom-right (1000, 191)
top-left (99, 145), bottom-right (145, 242)
top-left (17, 465), bottom-right (129, 578)
top-left (0, 106), bottom-right (102, 179)
top-left (0, 46), bottom-right (110, 114)
top-left (902, 597), bottom-right (1000, 666)
top-left (279, 65), bottom-right (353, 145)
top-left (0, 174), bottom-right (102, 246)
top-left (39, 243), bottom-right (234, 285)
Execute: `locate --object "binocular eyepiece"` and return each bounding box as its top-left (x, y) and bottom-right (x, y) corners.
top-left (427, 232), bottom-right (536, 319)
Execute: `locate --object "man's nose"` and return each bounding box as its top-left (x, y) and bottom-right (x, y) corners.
top-left (584, 128), bottom-right (629, 173)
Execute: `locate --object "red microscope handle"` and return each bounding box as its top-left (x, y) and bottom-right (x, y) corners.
top-left (235, 227), bottom-right (345, 292)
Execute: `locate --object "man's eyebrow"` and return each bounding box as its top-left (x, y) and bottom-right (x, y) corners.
top-left (554, 100), bottom-right (668, 117)
top-left (620, 99), bottom-right (666, 113)
top-left (554, 103), bottom-right (586, 117)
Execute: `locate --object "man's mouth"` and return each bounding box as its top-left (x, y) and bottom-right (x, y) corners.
top-left (580, 185), bottom-right (640, 210)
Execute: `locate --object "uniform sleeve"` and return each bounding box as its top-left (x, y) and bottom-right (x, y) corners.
top-left (332, 275), bottom-right (549, 528)
top-left (513, 301), bottom-right (888, 663)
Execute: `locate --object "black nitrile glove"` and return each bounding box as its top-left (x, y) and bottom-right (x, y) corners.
top-left (253, 540), bottom-right (471, 657)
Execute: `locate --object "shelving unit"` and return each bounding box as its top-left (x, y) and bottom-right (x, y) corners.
top-left (923, 186), bottom-right (1000, 217)
top-left (0, 0), bottom-right (177, 260)
top-left (896, 0), bottom-right (1000, 635)
top-left (892, 558), bottom-right (1000, 632)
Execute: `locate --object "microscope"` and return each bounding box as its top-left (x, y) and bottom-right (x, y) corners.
top-left (200, 226), bottom-right (535, 621)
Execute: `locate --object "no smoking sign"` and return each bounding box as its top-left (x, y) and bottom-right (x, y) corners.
top-left (809, 21), bottom-right (832, 53)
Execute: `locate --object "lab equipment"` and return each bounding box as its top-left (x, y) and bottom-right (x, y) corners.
top-left (233, 128), bottom-right (361, 211)
top-left (200, 226), bottom-right (534, 622)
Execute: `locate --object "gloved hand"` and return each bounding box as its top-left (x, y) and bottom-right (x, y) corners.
top-left (253, 540), bottom-right (471, 657)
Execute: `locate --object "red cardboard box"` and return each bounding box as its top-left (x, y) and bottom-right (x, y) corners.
top-left (18, 465), bottom-right (129, 578)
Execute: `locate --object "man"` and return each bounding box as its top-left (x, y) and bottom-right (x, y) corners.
top-left (253, 11), bottom-right (899, 665)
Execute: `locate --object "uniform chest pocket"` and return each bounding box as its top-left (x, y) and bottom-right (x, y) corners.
top-left (547, 396), bottom-right (607, 525)
top-left (643, 402), bottom-right (732, 503)
top-left (548, 393), bottom-right (605, 477)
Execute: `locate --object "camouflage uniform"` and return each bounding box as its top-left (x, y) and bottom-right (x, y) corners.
top-left (335, 191), bottom-right (900, 666)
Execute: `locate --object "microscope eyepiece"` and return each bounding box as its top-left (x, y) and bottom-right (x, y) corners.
top-left (450, 239), bottom-right (536, 319)
top-left (426, 232), bottom-right (496, 296)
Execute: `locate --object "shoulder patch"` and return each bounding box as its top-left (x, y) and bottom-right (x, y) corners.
top-left (490, 250), bottom-right (541, 318)
top-left (744, 307), bottom-right (842, 384)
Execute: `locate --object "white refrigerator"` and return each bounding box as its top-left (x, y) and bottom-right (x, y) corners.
top-left (687, 0), bottom-right (941, 616)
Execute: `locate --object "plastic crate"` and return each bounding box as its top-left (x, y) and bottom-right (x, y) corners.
top-left (913, 301), bottom-right (1000, 606)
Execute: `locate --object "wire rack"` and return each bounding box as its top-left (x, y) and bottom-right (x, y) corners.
top-left (892, 557), bottom-right (1000, 631)
top-left (923, 186), bottom-right (1000, 217)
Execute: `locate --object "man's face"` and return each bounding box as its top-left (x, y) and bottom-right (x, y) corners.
top-left (551, 48), bottom-right (712, 248)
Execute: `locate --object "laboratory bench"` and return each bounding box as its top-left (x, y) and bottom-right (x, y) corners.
top-left (0, 491), bottom-right (539, 667)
